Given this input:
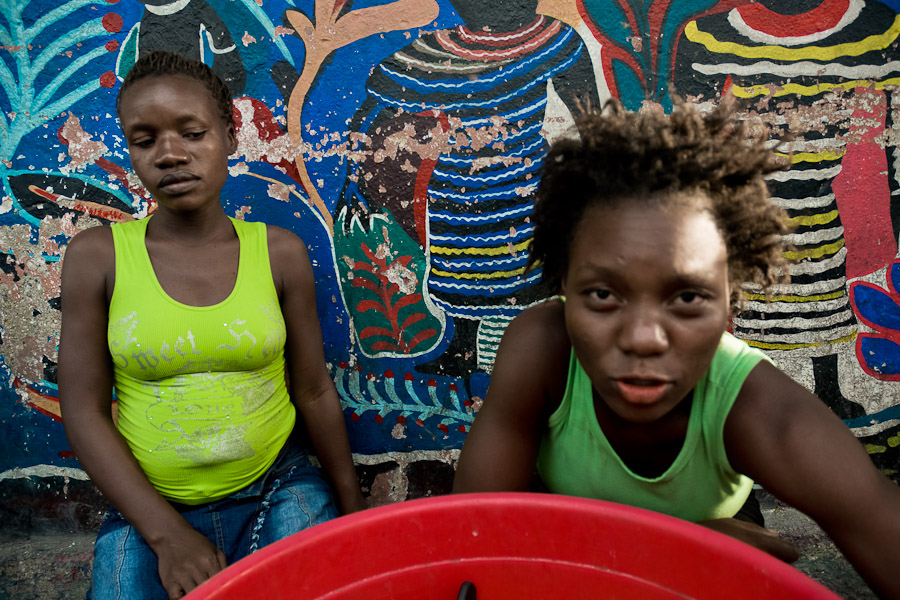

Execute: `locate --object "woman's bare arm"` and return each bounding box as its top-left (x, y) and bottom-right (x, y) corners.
top-left (268, 226), bottom-right (366, 515)
top-left (59, 227), bottom-right (225, 599)
top-left (725, 361), bottom-right (900, 599)
top-left (453, 299), bottom-right (569, 493)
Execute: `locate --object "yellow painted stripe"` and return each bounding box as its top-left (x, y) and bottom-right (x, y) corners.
top-left (742, 289), bottom-right (845, 303)
top-left (431, 240), bottom-right (531, 256)
top-left (783, 238), bottom-right (845, 261)
top-left (866, 444), bottom-right (887, 454)
top-left (777, 150), bottom-right (845, 164)
top-left (745, 331), bottom-right (857, 351)
top-left (431, 267), bottom-right (526, 280)
top-left (787, 209), bottom-right (840, 227)
top-left (734, 76), bottom-right (900, 98)
top-left (24, 391), bottom-right (61, 420)
top-left (684, 17), bottom-right (900, 61)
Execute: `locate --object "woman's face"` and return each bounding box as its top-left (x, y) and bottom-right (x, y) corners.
top-left (118, 74), bottom-right (235, 214)
top-left (561, 199), bottom-right (732, 424)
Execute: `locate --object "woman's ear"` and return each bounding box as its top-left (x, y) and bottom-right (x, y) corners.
top-left (726, 280), bottom-right (739, 322)
top-left (226, 123), bottom-right (237, 155)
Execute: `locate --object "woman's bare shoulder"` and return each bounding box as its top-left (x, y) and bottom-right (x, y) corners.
top-left (63, 225), bottom-right (114, 271)
top-left (67, 224), bottom-right (114, 250)
top-left (61, 225), bottom-right (116, 308)
top-left (505, 298), bottom-right (570, 353)
top-left (492, 298), bottom-right (570, 402)
top-left (265, 223), bottom-right (305, 250)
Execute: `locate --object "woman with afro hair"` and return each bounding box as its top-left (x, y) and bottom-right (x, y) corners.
top-left (453, 99), bottom-right (900, 599)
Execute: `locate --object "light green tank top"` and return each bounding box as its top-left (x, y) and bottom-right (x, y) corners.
top-left (108, 216), bottom-right (294, 505)
top-left (537, 333), bottom-right (767, 522)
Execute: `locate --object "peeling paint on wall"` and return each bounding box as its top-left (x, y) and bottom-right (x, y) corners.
top-left (1, 220), bottom-right (65, 384)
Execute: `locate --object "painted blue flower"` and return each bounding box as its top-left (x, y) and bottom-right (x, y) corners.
top-left (850, 259), bottom-right (900, 380)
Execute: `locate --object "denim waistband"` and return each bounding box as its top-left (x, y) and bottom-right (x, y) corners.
top-left (165, 436), bottom-right (313, 512)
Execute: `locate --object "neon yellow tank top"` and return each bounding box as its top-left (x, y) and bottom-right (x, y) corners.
top-left (537, 333), bottom-right (766, 522)
top-left (108, 216), bottom-right (295, 505)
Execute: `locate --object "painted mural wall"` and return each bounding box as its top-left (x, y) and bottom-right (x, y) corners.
top-left (2, 0), bottom-right (899, 507)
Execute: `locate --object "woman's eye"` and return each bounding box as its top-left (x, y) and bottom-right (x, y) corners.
top-left (585, 289), bottom-right (615, 306)
top-left (185, 130), bottom-right (206, 139)
top-left (675, 291), bottom-right (704, 304)
top-left (133, 139), bottom-right (154, 148)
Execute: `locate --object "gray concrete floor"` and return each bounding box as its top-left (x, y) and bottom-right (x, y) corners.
top-left (759, 490), bottom-right (876, 600)
top-left (0, 530), bottom-right (94, 600)
top-left (0, 493), bottom-right (877, 599)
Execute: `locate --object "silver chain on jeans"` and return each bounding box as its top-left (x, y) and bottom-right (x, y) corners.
top-left (248, 464), bottom-right (297, 554)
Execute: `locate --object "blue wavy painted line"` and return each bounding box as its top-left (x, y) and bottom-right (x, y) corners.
top-left (432, 156), bottom-right (543, 186)
top-left (457, 100), bottom-right (548, 130)
top-left (430, 224), bottom-right (534, 246)
top-left (438, 132), bottom-right (545, 165)
top-left (432, 254), bottom-right (525, 270)
top-left (430, 295), bottom-right (537, 318)
top-left (429, 270), bottom-right (541, 292)
top-left (367, 86), bottom-right (547, 124)
top-left (429, 183), bottom-right (537, 203)
top-left (429, 203), bottom-right (533, 225)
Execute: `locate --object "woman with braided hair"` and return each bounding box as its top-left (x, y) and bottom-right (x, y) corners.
top-left (59, 51), bottom-right (365, 600)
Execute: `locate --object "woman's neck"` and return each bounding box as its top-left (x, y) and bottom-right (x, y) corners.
top-left (147, 203), bottom-right (234, 246)
top-left (592, 390), bottom-right (694, 479)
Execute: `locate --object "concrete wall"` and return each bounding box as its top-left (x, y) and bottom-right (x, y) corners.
top-left (2, 0), bottom-right (899, 524)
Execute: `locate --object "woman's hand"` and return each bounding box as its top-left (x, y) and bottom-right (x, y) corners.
top-left (153, 525), bottom-right (227, 599)
top-left (699, 518), bottom-right (800, 563)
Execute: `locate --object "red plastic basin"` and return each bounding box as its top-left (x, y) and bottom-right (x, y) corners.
top-left (186, 492), bottom-right (840, 599)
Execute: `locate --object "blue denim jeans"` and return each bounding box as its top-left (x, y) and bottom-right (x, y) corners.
top-left (89, 441), bottom-right (338, 600)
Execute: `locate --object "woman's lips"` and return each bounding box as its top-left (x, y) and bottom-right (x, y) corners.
top-left (616, 379), bottom-right (671, 404)
top-left (158, 174), bottom-right (199, 194)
